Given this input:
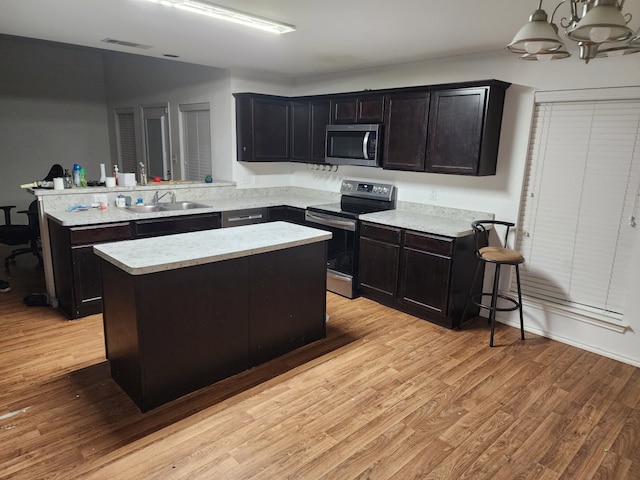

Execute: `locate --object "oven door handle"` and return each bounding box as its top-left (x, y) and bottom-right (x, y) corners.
top-left (305, 211), bottom-right (357, 231)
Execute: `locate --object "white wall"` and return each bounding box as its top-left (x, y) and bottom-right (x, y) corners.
top-left (0, 37), bottom-right (111, 212)
top-left (103, 52), bottom-right (234, 183)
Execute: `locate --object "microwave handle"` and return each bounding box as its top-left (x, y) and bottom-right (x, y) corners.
top-left (362, 132), bottom-right (370, 160)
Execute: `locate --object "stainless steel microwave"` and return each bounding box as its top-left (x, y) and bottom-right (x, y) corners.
top-left (325, 124), bottom-right (382, 167)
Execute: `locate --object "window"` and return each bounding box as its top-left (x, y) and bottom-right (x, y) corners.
top-left (516, 89), bottom-right (640, 321)
top-left (115, 108), bottom-right (138, 174)
top-left (180, 103), bottom-right (212, 182)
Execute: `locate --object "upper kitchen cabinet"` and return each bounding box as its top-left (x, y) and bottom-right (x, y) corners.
top-left (290, 99), bottom-right (331, 163)
top-left (425, 82), bottom-right (509, 176)
top-left (331, 95), bottom-right (384, 124)
top-left (235, 93), bottom-right (290, 162)
top-left (382, 91), bottom-right (430, 171)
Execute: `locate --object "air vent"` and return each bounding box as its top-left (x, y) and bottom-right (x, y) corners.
top-left (101, 38), bottom-right (153, 50)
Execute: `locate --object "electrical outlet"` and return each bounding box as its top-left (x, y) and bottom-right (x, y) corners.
top-left (429, 190), bottom-right (437, 201)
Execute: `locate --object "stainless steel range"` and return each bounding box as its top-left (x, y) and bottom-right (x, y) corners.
top-left (306, 179), bottom-right (396, 298)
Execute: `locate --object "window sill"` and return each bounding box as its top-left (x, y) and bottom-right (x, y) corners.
top-left (517, 293), bottom-right (630, 334)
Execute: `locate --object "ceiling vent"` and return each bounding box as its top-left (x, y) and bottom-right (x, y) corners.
top-left (101, 38), bottom-right (153, 49)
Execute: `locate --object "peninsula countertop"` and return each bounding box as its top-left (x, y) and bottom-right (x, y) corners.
top-left (45, 192), bottom-right (335, 227)
top-left (93, 221), bottom-right (332, 275)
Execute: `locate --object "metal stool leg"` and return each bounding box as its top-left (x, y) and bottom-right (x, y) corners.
top-left (489, 263), bottom-right (501, 347)
top-left (515, 264), bottom-right (524, 341)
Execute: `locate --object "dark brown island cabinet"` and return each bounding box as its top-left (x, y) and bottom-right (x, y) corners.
top-left (95, 223), bottom-right (329, 412)
top-left (234, 80), bottom-right (510, 176)
top-left (358, 221), bottom-right (485, 329)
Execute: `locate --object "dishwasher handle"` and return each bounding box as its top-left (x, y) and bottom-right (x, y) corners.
top-left (226, 214), bottom-right (263, 222)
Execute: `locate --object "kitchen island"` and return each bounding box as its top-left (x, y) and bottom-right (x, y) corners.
top-left (93, 221), bottom-right (331, 411)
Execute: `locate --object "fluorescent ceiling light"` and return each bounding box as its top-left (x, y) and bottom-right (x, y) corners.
top-left (144, 0), bottom-right (296, 34)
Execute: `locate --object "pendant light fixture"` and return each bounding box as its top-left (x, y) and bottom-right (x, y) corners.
top-left (142, 0), bottom-right (296, 35)
top-left (507, 0), bottom-right (639, 63)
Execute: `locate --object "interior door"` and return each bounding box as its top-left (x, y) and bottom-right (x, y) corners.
top-left (142, 105), bottom-right (171, 181)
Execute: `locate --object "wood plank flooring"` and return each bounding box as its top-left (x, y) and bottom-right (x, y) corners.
top-left (0, 259), bottom-right (639, 479)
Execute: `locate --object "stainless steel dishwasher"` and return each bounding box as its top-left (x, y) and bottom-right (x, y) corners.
top-left (221, 207), bottom-right (268, 228)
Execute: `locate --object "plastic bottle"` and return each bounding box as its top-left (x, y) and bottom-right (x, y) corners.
top-left (113, 165), bottom-right (119, 186)
top-left (72, 164), bottom-right (81, 188)
top-left (80, 168), bottom-right (87, 188)
top-left (63, 169), bottom-right (72, 189)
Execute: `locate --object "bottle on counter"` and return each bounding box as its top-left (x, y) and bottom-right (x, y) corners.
top-left (63, 169), bottom-right (72, 189)
top-left (80, 168), bottom-right (87, 188)
top-left (72, 164), bottom-right (81, 188)
top-left (113, 165), bottom-right (119, 186)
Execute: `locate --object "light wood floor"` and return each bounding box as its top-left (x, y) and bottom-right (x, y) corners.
top-left (0, 258), bottom-right (639, 479)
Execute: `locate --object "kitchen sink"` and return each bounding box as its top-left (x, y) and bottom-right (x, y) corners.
top-left (124, 204), bottom-right (165, 213)
top-left (159, 201), bottom-right (209, 211)
top-left (124, 201), bottom-right (209, 214)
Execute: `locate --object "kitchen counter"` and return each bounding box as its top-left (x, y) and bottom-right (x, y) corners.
top-left (360, 202), bottom-right (493, 237)
top-left (45, 192), bottom-right (335, 227)
top-left (94, 221), bottom-right (332, 275)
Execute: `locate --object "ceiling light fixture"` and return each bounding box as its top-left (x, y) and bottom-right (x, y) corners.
top-left (143, 0), bottom-right (296, 34)
top-left (507, 0), bottom-right (639, 63)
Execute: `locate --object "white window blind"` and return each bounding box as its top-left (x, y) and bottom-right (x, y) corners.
top-left (516, 98), bottom-right (640, 318)
top-left (180, 103), bottom-right (212, 182)
top-left (115, 108), bottom-right (138, 173)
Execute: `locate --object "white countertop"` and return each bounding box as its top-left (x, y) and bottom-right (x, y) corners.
top-left (360, 210), bottom-right (477, 237)
top-left (45, 193), bottom-right (334, 227)
top-left (93, 221), bottom-right (332, 275)
top-left (42, 185), bottom-right (492, 237)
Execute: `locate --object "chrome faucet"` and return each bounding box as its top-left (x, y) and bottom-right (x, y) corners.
top-left (152, 191), bottom-right (176, 204)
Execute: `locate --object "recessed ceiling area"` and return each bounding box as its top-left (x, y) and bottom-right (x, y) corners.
top-left (2, 0), bottom-right (639, 78)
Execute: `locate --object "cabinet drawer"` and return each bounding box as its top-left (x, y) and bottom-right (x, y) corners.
top-left (360, 222), bottom-right (401, 244)
top-left (404, 231), bottom-right (453, 256)
top-left (69, 222), bottom-right (132, 245)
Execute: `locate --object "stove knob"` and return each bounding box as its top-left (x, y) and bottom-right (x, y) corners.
top-left (383, 187), bottom-right (389, 194)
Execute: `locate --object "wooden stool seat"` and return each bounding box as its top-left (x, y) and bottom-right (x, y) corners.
top-left (479, 246), bottom-right (524, 263)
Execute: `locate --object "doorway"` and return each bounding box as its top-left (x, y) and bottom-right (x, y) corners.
top-left (142, 105), bottom-right (171, 181)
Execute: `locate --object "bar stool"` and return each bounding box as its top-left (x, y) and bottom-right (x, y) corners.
top-left (463, 220), bottom-right (525, 347)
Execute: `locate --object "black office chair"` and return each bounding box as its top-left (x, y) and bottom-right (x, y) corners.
top-left (0, 200), bottom-right (42, 269)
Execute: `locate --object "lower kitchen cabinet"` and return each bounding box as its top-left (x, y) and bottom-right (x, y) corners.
top-left (398, 231), bottom-right (453, 316)
top-left (49, 220), bottom-right (133, 319)
top-left (49, 213), bottom-right (221, 320)
top-left (267, 206), bottom-right (307, 225)
top-left (133, 212), bottom-right (220, 238)
top-left (358, 223), bottom-right (401, 300)
top-left (358, 221), bottom-right (483, 329)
